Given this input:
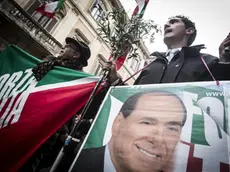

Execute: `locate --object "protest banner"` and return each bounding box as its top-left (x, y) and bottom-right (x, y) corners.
top-left (0, 45), bottom-right (99, 171)
top-left (70, 82), bottom-right (230, 172)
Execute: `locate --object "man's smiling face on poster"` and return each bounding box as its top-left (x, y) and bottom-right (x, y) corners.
top-left (110, 92), bottom-right (186, 172)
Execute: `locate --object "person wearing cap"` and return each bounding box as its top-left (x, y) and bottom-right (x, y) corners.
top-left (219, 33), bottom-right (230, 62)
top-left (20, 38), bottom-right (92, 172)
top-left (24, 37), bottom-right (114, 172)
top-left (32, 37), bottom-right (91, 81)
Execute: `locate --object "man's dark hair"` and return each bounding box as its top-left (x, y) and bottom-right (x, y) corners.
top-left (169, 15), bottom-right (197, 46)
top-left (120, 90), bottom-right (187, 126)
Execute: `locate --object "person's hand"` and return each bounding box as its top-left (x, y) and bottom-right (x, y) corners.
top-left (99, 59), bottom-right (119, 84)
top-left (75, 115), bottom-right (81, 124)
top-left (219, 33), bottom-right (230, 61)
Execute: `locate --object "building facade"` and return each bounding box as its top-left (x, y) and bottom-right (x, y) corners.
top-left (0, 0), bottom-right (150, 84)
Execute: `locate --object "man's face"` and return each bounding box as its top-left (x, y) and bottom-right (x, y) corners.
top-left (219, 34), bottom-right (230, 62)
top-left (163, 17), bottom-right (187, 45)
top-left (220, 45), bottom-right (230, 62)
top-left (111, 94), bottom-right (185, 172)
top-left (58, 42), bottom-right (81, 60)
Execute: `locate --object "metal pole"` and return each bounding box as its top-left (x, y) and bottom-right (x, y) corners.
top-left (49, 70), bottom-right (109, 172)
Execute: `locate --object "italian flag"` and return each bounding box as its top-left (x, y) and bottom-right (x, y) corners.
top-left (35, 0), bottom-right (65, 18)
top-left (0, 45), bottom-right (99, 171)
top-left (109, 53), bottom-right (127, 71)
top-left (132, 0), bottom-right (150, 18)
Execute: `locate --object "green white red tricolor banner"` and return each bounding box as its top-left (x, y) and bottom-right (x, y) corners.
top-left (0, 45), bottom-right (99, 171)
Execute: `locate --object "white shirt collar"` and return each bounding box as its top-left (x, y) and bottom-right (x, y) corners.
top-left (166, 48), bottom-right (181, 63)
top-left (166, 47), bottom-right (182, 55)
top-left (104, 145), bottom-right (116, 172)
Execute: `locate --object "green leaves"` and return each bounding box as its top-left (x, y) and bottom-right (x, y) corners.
top-left (97, 8), bottom-right (160, 61)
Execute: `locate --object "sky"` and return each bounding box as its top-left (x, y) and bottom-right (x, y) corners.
top-left (120, 0), bottom-right (230, 57)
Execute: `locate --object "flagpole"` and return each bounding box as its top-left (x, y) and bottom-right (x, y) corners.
top-left (49, 69), bottom-right (109, 172)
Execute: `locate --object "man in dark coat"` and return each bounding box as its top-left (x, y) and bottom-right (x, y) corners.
top-left (32, 37), bottom-right (91, 81)
top-left (104, 15), bottom-right (229, 85)
top-left (19, 37), bottom-right (92, 172)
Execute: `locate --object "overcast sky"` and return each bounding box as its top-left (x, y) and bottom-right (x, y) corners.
top-left (120, 0), bottom-right (230, 57)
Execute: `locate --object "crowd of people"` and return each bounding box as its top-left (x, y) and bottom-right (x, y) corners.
top-left (18, 15), bottom-right (230, 171)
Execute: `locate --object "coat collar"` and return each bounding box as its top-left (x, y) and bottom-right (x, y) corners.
top-left (150, 44), bottom-right (206, 58)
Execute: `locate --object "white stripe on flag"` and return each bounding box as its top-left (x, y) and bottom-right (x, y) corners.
top-left (32, 76), bottom-right (99, 93)
top-left (44, 1), bottom-right (59, 13)
top-left (103, 95), bottom-right (123, 145)
top-left (135, 0), bottom-right (146, 14)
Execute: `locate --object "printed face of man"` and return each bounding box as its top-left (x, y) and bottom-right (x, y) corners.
top-left (111, 93), bottom-right (185, 172)
top-left (163, 17), bottom-right (188, 45)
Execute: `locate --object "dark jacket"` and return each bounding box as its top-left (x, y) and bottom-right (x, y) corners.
top-left (71, 146), bottom-right (105, 172)
top-left (134, 45), bottom-right (219, 85)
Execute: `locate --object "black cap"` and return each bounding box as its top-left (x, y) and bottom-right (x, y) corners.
top-left (65, 37), bottom-right (91, 66)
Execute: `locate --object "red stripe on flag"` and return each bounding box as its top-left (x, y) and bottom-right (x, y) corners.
top-left (220, 162), bottom-right (230, 172)
top-left (109, 53), bottom-right (128, 70)
top-left (132, 6), bottom-right (139, 16)
top-left (180, 141), bottom-right (203, 172)
top-left (132, 0), bottom-right (149, 17)
top-left (0, 81), bottom-right (97, 171)
top-left (35, 4), bottom-right (55, 18)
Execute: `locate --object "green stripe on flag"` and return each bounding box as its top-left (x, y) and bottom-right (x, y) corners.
top-left (36, 67), bottom-right (93, 87)
top-left (0, 45), bottom-right (41, 75)
top-left (57, 0), bottom-right (65, 9)
top-left (0, 45), bottom-right (94, 87)
top-left (84, 95), bottom-right (112, 148)
top-left (139, 1), bottom-right (148, 18)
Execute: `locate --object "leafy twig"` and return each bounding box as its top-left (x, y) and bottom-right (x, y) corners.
top-left (97, 8), bottom-right (161, 60)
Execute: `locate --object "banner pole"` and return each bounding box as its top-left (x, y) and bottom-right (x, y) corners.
top-left (49, 70), bottom-right (109, 172)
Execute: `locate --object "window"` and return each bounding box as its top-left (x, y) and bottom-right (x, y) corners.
top-left (94, 65), bottom-right (103, 76)
top-left (73, 29), bottom-right (90, 45)
top-left (94, 55), bottom-right (106, 76)
top-left (0, 38), bottom-right (7, 52)
top-left (26, 0), bottom-right (60, 32)
top-left (131, 58), bottom-right (140, 71)
top-left (90, 1), bottom-right (106, 24)
top-left (45, 17), bottom-right (59, 32)
top-left (26, 0), bottom-right (40, 15)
